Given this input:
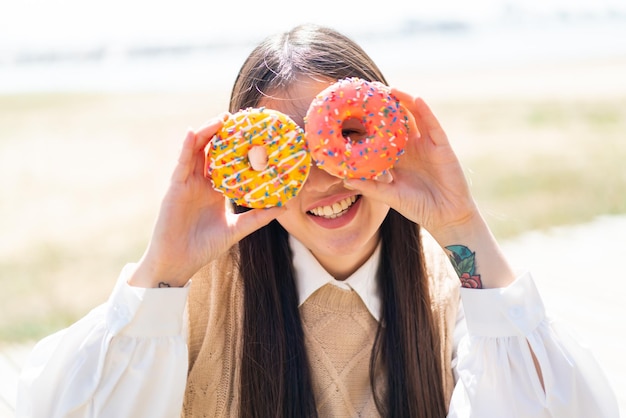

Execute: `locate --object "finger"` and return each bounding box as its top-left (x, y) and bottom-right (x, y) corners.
top-left (391, 89), bottom-right (432, 146)
top-left (412, 97), bottom-right (449, 146)
top-left (171, 114), bottom-right (227, 183)
top-left (389, 88), bottom-right (420, 139)
top-left (390, 88), bottom-right (417, 112)
top-left (230, 206), bottom-right (286, 241)
top-left (195, 113), bottom-right (229, 153)
top-left (343, 178), bottom-right (397, 206)
top-left (391, 89), bottom-right (449, 147)
top-left (171, 129), bottom-right (197, 183)
top-left (195, 113), bottom-right (230, 178)
top-left (374, 170), bottom-right (394, 184)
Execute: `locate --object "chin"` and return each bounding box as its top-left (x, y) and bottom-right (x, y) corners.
top-left (315, 228), bottom-right (379, 256)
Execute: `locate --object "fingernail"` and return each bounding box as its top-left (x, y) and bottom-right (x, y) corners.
top-left (343, 180), bottom-right (357, 190)
top-left (375, 171), bottom-right (393, 184)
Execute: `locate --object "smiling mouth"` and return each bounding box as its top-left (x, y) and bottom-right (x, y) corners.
top-left (308, 195), bottom-right (360, 219)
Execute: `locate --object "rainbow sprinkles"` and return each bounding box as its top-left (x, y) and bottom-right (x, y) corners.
top-left (206, 108), bottom-right (311, 208)
top-left (304, 77), bottom-right (409, 180)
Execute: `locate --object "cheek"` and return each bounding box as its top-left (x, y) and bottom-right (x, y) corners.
top-left (301, 165), bottom-right (345, 194)
top-left (370, 202), bottom-right (391, 226)
top-left (355, 195), bottom-right (391, 233)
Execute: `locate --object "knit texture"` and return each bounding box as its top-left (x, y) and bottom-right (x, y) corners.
top-left (183, 233), bottom-right (459, 417)
top-left (301, 284), bottom-right (384, 416)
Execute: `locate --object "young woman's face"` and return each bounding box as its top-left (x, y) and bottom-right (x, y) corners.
top-left (259, 77), bottom-right (391, 280)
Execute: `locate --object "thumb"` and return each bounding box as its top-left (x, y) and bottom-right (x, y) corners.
top-left (343, 174), bottom-right (396, 205)
top-left (230, 206), bottom-right (286, 240)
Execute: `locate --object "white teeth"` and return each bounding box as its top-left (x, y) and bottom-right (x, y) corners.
top-left (310, 196), bottom-right (357, 218)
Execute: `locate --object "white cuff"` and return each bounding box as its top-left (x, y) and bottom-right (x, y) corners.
top-left (460, 272), bottom-right (545, 337)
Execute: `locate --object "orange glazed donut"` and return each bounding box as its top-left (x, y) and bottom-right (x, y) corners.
top-left (304, 77), bottom-right (409, 179)
top-left (205, 108), bottom-right (311, 208)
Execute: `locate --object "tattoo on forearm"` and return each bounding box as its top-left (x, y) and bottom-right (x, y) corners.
top-left (445, 245), bottom-right (483, 289)
top-left (158, 282), bottom-right (171, 288)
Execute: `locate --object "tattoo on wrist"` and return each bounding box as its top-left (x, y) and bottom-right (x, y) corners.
top-left (445, 245), bottom-right (483, 289)
top-left (158, 281), bottom-right (171, 288)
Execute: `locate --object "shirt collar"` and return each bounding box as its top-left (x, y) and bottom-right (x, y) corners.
top-left (289, 234), bottom-right (382, 321)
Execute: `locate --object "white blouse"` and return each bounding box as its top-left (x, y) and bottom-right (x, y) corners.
top-left (17, 238), bottom-right (619, 417)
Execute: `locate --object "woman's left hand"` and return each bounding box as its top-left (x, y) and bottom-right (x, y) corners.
top-left (344, 89), bottom-right (478, 237)
top-left (345, 89), bottom-right (516, 288)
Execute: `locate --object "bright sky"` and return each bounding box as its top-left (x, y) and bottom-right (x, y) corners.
top-left (4, 0), bottom-right (614, 49)
top-left (1, 0), bottom-right (624, 53)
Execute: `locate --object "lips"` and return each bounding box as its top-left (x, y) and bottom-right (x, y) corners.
top-left (308, 195), bottom-right (359, 219)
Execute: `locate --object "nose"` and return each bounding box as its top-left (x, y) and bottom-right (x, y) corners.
top-left (303, 164), bottom-right (344, 193)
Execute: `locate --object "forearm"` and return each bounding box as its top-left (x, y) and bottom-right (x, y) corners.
top-left (430, 211), bottom-right (515, 289)
top-left (128, 250), bottom-right (192, 288)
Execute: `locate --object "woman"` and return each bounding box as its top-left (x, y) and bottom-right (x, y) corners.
top-left (18, 24), bottom-right (618, 417)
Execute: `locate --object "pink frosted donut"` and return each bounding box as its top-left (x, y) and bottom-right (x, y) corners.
top-left (304, 77), bottom-right (409, 179)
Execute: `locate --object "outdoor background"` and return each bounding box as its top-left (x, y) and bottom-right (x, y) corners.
top-left (1, 0), bottom-right (625, 415)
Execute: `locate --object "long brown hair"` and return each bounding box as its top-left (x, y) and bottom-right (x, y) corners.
top-left (231, 24), bottom-right (446, 417)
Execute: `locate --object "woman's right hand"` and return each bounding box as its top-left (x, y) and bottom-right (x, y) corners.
top-left (129, 114), bottom-right (285, 288)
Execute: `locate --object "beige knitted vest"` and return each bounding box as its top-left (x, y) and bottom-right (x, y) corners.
top-left (300, 284), bottom-right (384, 416)
top-left (183, 233), bottom-right (459, 417)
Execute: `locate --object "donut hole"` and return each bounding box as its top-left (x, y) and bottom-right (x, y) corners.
top-left (341, 118), bottom-right (367, 144)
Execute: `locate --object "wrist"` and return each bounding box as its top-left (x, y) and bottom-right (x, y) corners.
top-left (428, 209), bottom-right (483, 249)
top-left (428, 211), bottom-right (516, 289)
top-left (128, 253), bottom-right (190, 288)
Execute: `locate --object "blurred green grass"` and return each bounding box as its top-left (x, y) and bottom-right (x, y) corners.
top-left (1, 92), bottom-right (625, 343)
top-left (440, 98), bottom-right (626, 237)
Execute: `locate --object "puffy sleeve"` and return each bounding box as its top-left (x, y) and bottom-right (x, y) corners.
top-left (16, 264), bottom-right (190, 418)
top-left (448, 272), bottom-right (619, 418)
